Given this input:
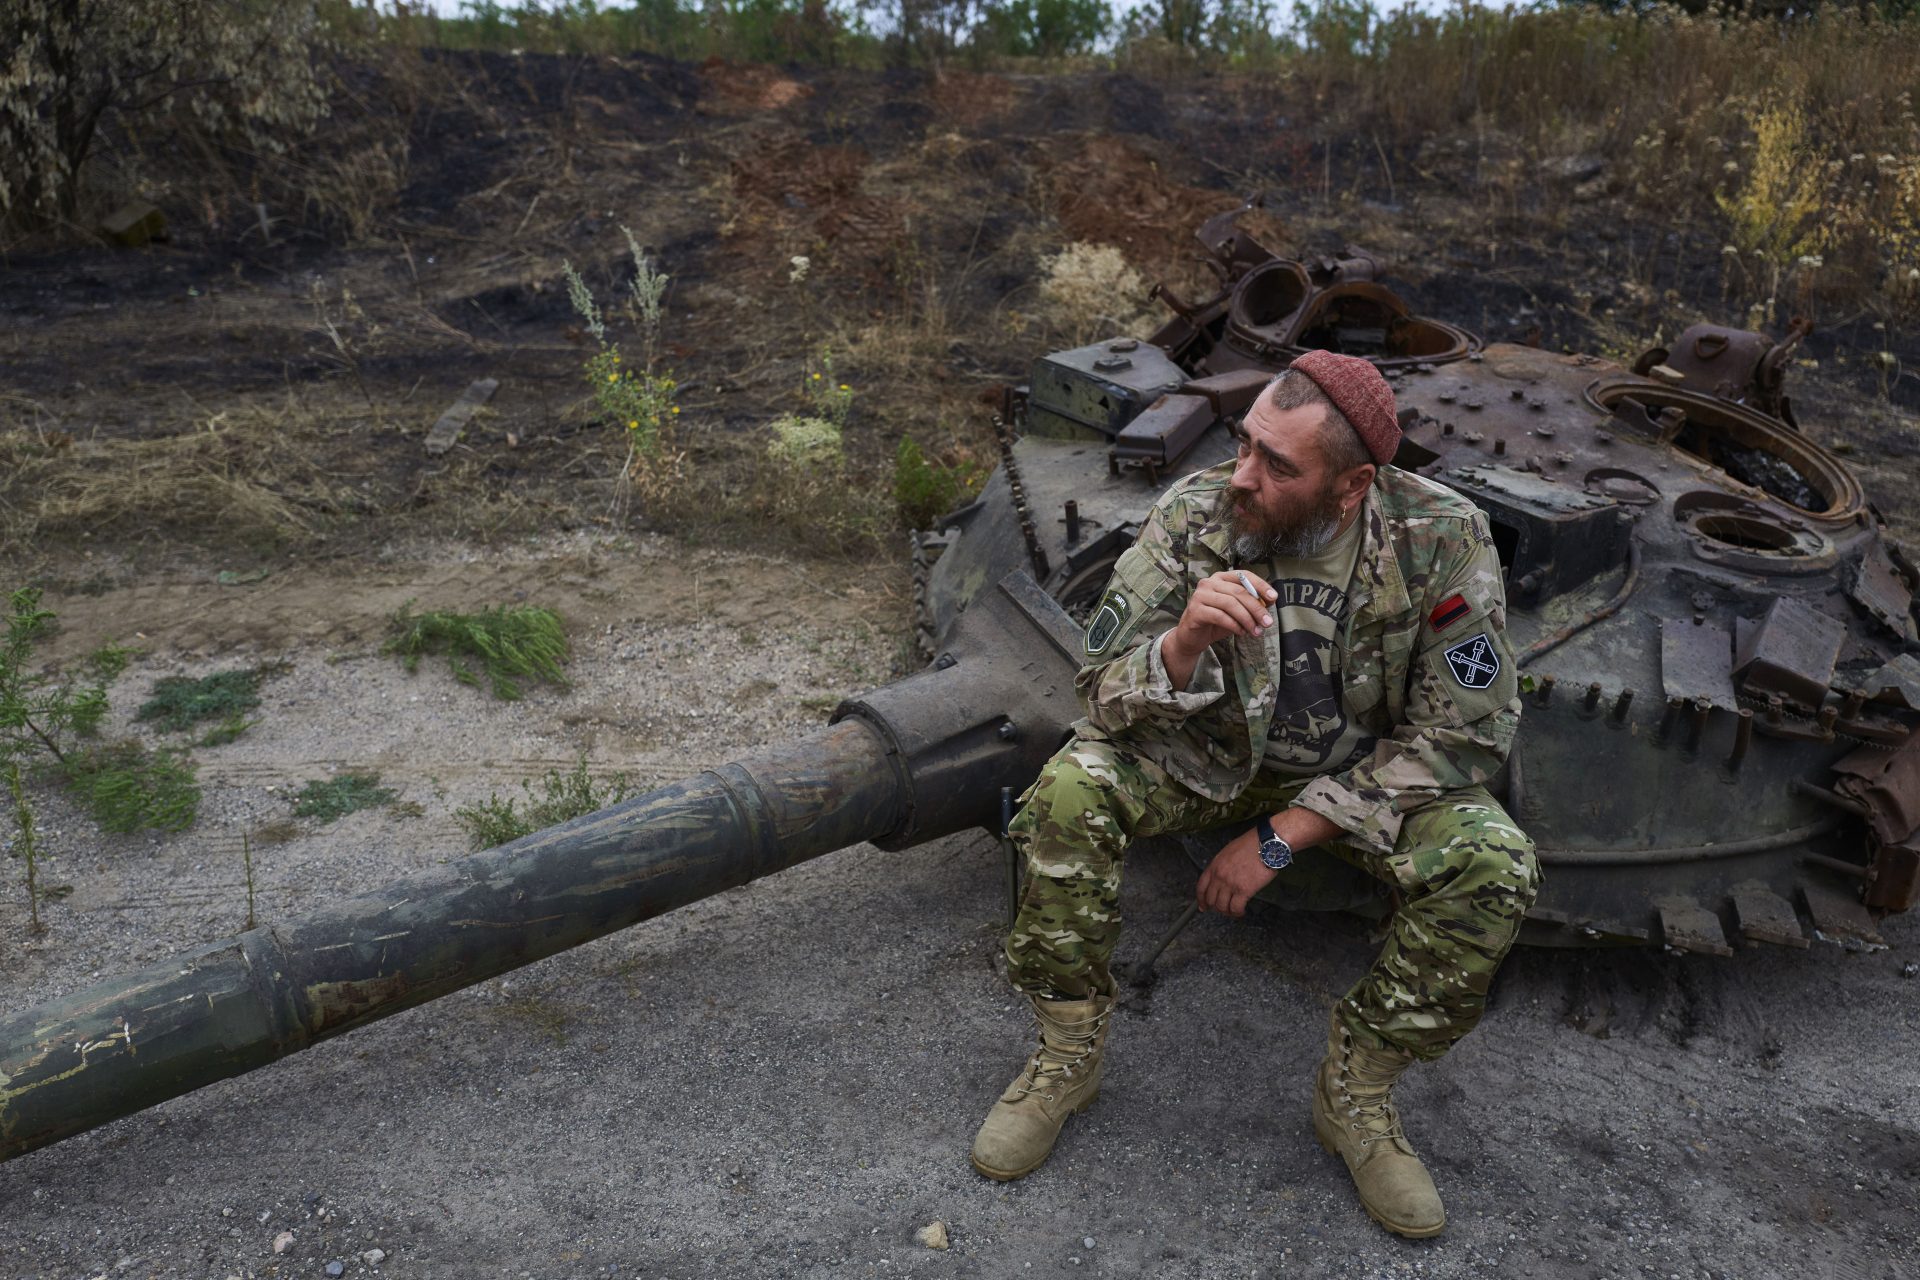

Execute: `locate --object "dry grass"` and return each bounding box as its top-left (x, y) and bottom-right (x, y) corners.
top-left (0, 408), bottom-right (347, 546)
top-left (0, 392), bottom-right (605, 556)
top-left (1277, 7), bottom-right (1920, 318)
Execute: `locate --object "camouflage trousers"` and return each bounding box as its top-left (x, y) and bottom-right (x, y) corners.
top-left (1004, 735), bottom-right (1540, 1061)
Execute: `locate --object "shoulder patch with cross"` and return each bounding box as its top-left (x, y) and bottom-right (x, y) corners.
top-left (1442, 632), bottom-right (1500, 689)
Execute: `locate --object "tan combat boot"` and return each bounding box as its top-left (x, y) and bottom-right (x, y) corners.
top-left (1311, 1008), bottom-right (1447, 1238)
top-left (970, 994), bottom-right (1111, 1180)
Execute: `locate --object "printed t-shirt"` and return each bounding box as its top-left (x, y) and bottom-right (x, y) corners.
top-left (1249, 516), bottom-right (1378, 777)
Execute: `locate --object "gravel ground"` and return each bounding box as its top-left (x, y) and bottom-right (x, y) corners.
top-left (1, 536), bottom-right (1915, 1280)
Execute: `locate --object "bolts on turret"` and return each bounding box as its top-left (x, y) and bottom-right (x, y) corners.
top-left (1611, 688), bottom-right (1634, 724)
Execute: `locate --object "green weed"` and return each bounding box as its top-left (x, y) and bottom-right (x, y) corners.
top-left (1, 588), bottom-right (109, 765)
top-left (196, 713), bottom-right (260, 747)
top-left (2, 588), bottom-right (194, 836)
top-left (136, 669), bottom-right (265, 733)
top-left (291, 772), bottom-right (399, 823)
top-left (62, 742), bottom-right (200, 834)
top-left (803, 347), bottom-right (856, 427)
top-left (893, 436), bottom-right (983, 529)
top-left (453, 756), bottom-right (636, 851)
top-left (384, 603), bottom-right (570, 701)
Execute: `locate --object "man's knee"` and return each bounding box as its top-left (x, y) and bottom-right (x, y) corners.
top-left (1397, 795), bottom-right (1539, 918)
top-left (1008, 739), bottom-right (1141, 867)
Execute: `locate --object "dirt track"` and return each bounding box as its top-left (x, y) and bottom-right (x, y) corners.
top-left (1, 538), bottom-right (1915, 1280)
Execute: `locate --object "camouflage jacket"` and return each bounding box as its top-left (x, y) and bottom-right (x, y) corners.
top-left (1074, 460), bottom-right (1522, 855)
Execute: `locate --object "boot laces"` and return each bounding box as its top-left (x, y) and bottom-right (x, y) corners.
top-left (1335, 1034), bottom-right (1410, 1149)
top-left (1016, 1009), bottom-right (1105, 1102)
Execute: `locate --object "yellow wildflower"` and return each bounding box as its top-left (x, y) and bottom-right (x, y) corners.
top-left (607, 373), bottom-right (618, 383)
top-left (811, 372), bottom-right (822, 381)
top-left (629, 420), bottom-right (639, 430)
top-left (839, 383), bottom-right (849, 391)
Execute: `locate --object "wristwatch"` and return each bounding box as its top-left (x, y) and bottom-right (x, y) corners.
top-left (1256, 816), bottom-right (1294, 871)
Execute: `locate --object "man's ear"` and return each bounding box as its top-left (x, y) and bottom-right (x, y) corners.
top-left (1342, 463), bottom-right (1377, 507)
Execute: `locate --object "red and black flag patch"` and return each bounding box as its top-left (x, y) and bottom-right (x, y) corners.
top-left (1429, 593), bottom-right (1471, 633)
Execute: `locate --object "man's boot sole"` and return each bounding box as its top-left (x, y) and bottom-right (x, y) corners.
top-left (1312, 1098), bottom-right (1446, 1239)
top-left (968, 1088), bottom-right (1100, 1182)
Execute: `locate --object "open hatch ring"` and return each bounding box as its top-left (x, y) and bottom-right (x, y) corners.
top-left (1673, 491), bottom-right (1835, 573)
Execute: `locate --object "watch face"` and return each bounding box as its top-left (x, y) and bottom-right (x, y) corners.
top-left (1260, 839), bottom-right (1293, 871)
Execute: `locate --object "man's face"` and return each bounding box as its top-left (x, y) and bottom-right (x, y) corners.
top-left (1225, 388), bottom-right (1355, 562)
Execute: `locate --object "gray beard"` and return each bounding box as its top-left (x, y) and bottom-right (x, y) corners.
top-left (1229, 505), bottom-right (1344, 562)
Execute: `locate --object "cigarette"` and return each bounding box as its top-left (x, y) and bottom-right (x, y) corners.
top-left (1235, 571), bottom-right (1260, 600)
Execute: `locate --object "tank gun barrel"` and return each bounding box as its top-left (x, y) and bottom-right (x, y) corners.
top-left (0, 572), bottom-right (1084, 1164)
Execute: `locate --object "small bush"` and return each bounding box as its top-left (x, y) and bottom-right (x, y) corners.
top-left (292, 772), bottom-right (398, 824)
top-left (562, 227), bottom-right (682, 514)
top-left (136, 669), bottom-right (264, 733)
top-left (62, 742), bottom-right (200, 834)
top-left (756, 421), bottom-right (892, 554)
top-left (384, 603), bottom-right (570, 701)
top-left (1038, 242), bottom-right (1155, 344)
top-left (894, 436), bottom-right (963, 529)
top-left (1, 589), bottom-right (110, 758)
top-left (768, 414), bottom-right (847, 469)
top-left (1715, 96), bottom-right (1827, 304)
top-left (2, 589), bottom-right (192, 834)
top-left (453, 757), bottom-right (637, 851)
top-left (802, 347), bottom-right (856, 427)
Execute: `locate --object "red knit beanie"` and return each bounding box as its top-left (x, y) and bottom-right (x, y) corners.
top-left (1287, 349), bottom-right (1401, 466)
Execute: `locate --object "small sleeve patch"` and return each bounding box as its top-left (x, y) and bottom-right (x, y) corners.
top-left (1442, 632), bottom-right (1500, 689)
top-left (1084, 588), bottom-right (1133, 657)
top-left (1429, 593), bottom-right (1470, 632)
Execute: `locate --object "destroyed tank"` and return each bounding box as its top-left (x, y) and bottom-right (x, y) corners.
top-left (915, 198), bottom-right (1920, 955)
top-left (4, 202), bottom-right (1916, 1165)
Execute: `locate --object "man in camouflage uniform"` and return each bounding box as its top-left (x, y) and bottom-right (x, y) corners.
top-left (969, 349), bottom-right (1538, 1239)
